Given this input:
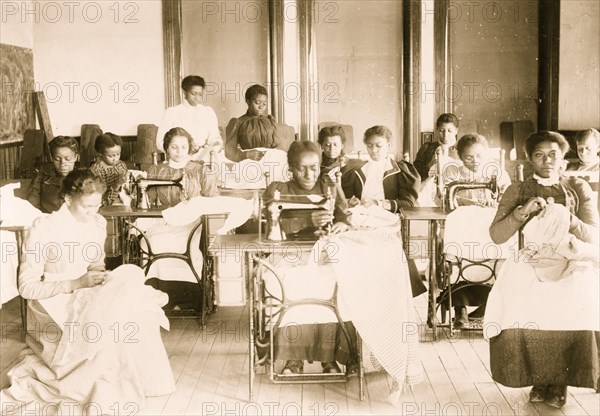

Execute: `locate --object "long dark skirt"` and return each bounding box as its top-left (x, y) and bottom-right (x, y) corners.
top-left (490, 328), bottom-right (600, 390)
top-left (257, 322), bottom-right (357, 364)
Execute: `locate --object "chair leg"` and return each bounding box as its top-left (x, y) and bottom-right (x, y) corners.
top-left (20, 297), bottom-right (27, 342)
top-left (357, 334), bottom-right (365, 401)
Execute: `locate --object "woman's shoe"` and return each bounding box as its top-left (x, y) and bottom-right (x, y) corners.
top-left (321, 361), bottom-right (341, 374)
top-left (529, 384), bottom-right (548, 402)
top-left (545, 385), bottom-right (567, 408)
top-left (282, 360), bottom-right (304, 375)
top-left (454, 306), bottom-right (469, 328)
top-left (345, 361), bottom-right (358, 376)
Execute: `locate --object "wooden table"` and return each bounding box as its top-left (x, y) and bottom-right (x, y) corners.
top-left (400, 207), bottom-right (449, 341)
top-left (100, 205), bottom-right (213, 325)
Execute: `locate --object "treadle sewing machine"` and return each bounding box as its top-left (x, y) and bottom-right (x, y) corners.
top-left (130, 174), bottom-right (184, 209)
top-left (444, 175), bottom-right (499, 210)
top-left (434, 147), bottom-right (501, 211)
top-left (260, 188), bottom-right (335, 241)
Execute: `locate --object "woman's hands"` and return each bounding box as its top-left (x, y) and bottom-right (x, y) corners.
top-left (245, 149), bottom-right (266, 161)
top-left (310, 211), bottom-right (349, 235)
top-left (72, 270), bottom-right (107, 291)
top-left (311, 211), bottom-right (334, 227)
top-left (519, 197), bottom-right (547, 216)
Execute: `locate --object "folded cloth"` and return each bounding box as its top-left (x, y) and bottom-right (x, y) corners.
top-left (348, 204), bottom-right (400, 229)
top-left (161, 195), bottom-right (254, 233)
top-left (0, 183), bottom-right (45, 226)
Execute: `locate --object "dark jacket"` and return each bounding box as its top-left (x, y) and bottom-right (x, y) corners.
top-left (341, 159), bottom-right (421, 213)
top-left (26, 163), bottom-right (65, 213)
top-left (413, 141), bottom-right (441, 180)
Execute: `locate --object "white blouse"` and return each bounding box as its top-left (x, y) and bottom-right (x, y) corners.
top-left (361, 157), bottom-right (393, 201)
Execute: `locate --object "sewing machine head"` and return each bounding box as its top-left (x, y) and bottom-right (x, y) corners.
top-left (444, 175), bottom-right (498, 211)
top-left (261, 189), bottom-right (335, 241)
top-left (133, 175), bottom-right (184, 209)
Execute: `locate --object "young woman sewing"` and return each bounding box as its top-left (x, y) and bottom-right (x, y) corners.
top-left (1, 169), bottom-right (174, 413)
top-left (484, 131), bottom-right (599, 409)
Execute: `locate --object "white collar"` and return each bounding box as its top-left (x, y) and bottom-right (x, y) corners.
top-left (168, 158), bottom-right (190, 169)
top-left (533, 172), bottom-right (560, 186)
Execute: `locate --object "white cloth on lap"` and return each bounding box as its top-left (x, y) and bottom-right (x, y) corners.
top-left (444, 206), bottom-right (515, 261)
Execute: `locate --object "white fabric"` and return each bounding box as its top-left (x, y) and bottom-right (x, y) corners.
top-left (0, 184), bottom-right (45, 306)
top-left (361, 158), bottom-right (390, 201)
top-left (444, 206), bottom-right (516, 261)
top-left (216, 149), bottom-right (289, 189)
top-left (483, 203), bottom-right (600, 336)
top-left (52, 264), bottom-right (170, 367)
top-left (156, 100), bottom-right (222, 162)
top-left (161, 196), bottom-right (254, 233)
top-left (137, 196), bottom-right (254, 283)
top-left (327, 229), bottom-right (424, 404)
top-left (348, 204), bottom-right (401, 229)
top-left (261, 227), bottom-right (423, 404)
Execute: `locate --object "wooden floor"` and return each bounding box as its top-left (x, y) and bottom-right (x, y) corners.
top-left (1, 294), bottom-right (598, 416)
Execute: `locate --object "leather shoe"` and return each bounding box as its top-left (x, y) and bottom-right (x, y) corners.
top-left (529, 384), bottom-right (548, 402)
top-left (545, 385), bottom-right (567, 408)
top-left (282, 360), bottom-right (304, 375)
top-left (454, 306), bottom-right (469, 328)
top-left (321, 361), bottom-right (341, 374)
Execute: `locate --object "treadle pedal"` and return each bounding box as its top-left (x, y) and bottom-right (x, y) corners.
top-left (164, 308), bottom-right (201, 318)
top-left (272, 373), bottom-right (348, 384)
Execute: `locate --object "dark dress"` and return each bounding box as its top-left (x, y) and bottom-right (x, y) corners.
top-left (26, 163), bottom-right (67, 214)
top-left (225, 113), bottom-right (283, 162)
top-left (143, 160), bottom-right (218, 311)
top-left (260, 178), bottom-right (356, 364)
top-left (485, 176), bottom-right (599, 389)
top-left (413, 141), bottom-right (442, 180)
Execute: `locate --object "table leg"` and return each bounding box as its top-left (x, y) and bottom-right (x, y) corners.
top-left (428, 220), bottom-right (438, 341)
top-left (15, 231), bottom-right (26, 341)
top-left (246, 251), bottom-right (255, 402)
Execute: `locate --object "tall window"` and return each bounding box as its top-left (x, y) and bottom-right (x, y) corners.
top-left (181, 1), bottom-right (270, 130)
top-left (313, 0), bottom-right (404, 155)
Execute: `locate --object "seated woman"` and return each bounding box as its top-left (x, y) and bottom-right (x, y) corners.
top-left (441, 134), bottom-right (511, 207)
top-left (262, 141), bottom-right (351, 374)
top-left (90, 132), bottom-right (129, 206)
top-left (318, 125), bottom-right (349, 180)
top-left (225, 84), bottom-right (283, 162)
top-left (484, 131), bottom-right (599, 409)
top-left (565, 128), bottom-right (599, 194)
top-left (26, 136), bottom-right (79, 213)
top-left (342, 125), bottom-right (420, 213)
top-left (260, 141), bottom-right (423, 399)
top-left (142, 127), bottom-right (218, 312)
top-left (1, 169), bottom-right (174, 413)
top-left (438, 134), bottom-right (512, 327)
top-left (413, 113), bottom-right (460, 181)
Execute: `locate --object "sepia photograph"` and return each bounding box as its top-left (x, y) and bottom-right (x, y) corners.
top-left (0, 0), bottom-right (598, 415)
